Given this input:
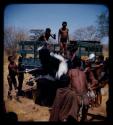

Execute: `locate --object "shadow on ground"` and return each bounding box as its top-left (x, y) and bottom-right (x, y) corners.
top-left (87, 113), bottom-right (107, 121)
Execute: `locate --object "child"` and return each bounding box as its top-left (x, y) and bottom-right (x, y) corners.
top-left (7, 56), bottom-right (18, 99)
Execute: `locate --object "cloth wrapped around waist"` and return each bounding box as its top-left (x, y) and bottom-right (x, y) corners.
top-left (49, 87), bottom-right (91, 121)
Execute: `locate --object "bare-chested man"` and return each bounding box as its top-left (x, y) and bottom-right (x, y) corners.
top-left (58, 21), bottom-right (69, 57)
top-left (38, 28), bottom-right (55, 42)
top-left (84, 60), bottom-right (98, 107)
top-left (68, 57), bottom-right (90, 121)
top-left (68, 59), bottom-right (88, 95)
top-left (93, 55), bottom-right (105, 106)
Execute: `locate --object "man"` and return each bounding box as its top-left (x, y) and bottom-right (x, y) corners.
top-left (95, 55), bottom-right (105, 82)
top-left (50, 57), bottom-right (90, 122)
top-left (58, 21), bottom-right (69, 57)
top-left (68, 57), bottom-right (90, 121)
top-left (84, 59), bottom-right (98, 107)
top-left (38, 28), bottom-right (55, 43)
top-left (38, 28), bottom-right (56, 54)
top-left (67, 42), bottom-right (78, 69)
top-left (7, 56), bottom-right (18, 100)
top-left (94, 55), bottom-right (105, 106)
top-left (85, 54), bottom-right (104, 107)
top-left (84, 59), bottom-right (98, 90)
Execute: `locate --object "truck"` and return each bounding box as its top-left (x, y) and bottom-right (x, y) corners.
top-left (17, 40), bottom-right (103, 69)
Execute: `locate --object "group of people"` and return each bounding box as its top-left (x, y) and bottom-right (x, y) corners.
top-left (7, 21), bottom-right (69, 100)
top-left (37, 32), bottom-right (109, 121)
top-left (38, 21), bottom-right (69, 57)
top-left (6, 21), bottom-right (109, 122)
top-left (49, 52), bottom-right (109, 121)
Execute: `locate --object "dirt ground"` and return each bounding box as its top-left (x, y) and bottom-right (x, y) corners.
top-left (3, 56), bottom-right (109, 121)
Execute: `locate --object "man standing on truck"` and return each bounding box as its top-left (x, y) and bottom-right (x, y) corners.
top-left (38, 28), bottom-right (56, 43)
top-left (58, 21), bottom-right (69, 57)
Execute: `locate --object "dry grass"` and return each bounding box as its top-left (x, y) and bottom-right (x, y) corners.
top-left (4, 52), bottom-right (50, 121)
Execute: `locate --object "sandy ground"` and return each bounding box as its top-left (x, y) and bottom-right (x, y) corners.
top-left (4, 57), bottom-right (109, 121)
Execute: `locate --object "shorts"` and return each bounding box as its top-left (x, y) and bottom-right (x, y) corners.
top-left (60, 38), bottom-right (67, 43)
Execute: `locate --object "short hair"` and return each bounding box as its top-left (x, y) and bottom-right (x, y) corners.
top-left (8, 56), bottom-right (13, 61)
top-left (45, 28), bottom-right (51, 33)
top-left (72, 56), bottom-right (81, 68)
top-left (62, 21), bottom-right (67, 26)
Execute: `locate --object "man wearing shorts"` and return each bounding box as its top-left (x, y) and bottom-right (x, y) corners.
top-left (58, 21), bottom-right (69, 57)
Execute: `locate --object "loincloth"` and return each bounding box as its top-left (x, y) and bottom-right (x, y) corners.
top-left (49, 88), bottom-right (95, 121)
top-left (75, 91), bottom-right (96, 118)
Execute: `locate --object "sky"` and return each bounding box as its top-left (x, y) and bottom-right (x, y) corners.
top-left (4, 4), bottom-right (108, 38)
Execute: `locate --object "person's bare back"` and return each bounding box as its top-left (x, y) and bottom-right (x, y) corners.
top-left (69, 68), bottom-right (88, 95)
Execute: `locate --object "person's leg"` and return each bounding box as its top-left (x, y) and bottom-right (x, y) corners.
top-left (80, 106), bottom-right (88, 122)
top-left (60, 42), bottom-right (63, 55)
top-left (92, 90), bottom-right (97, 107)
top-left (7, 75), bottom-right (12, 99)
top-left (12, 76), bottom-right (19, 99)
top-left (98, 89), bottom-right (102, 105)
top-left (63, 43), bottom-right (67, 57)
top-left (67, 115), bottom-right (77, 122)
top-left (95, 91), bottom-right (99, 107)
top-left (17, 75), bottom-right (24, 95)
top-left (95, 85), bottom-right (101, 106)
top-left (12, 77), bottom-right (18, 90)
top-left (95, 84), bottom-right (101, 107)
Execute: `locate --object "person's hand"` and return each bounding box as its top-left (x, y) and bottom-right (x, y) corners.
top-left (84, 67), bottom-right (90, 72)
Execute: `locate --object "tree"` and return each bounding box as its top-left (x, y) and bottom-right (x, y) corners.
top-left (96, 11), bottom-right (109, 39)
top-left (29, 29), bottom-right (44, 41)
top-left (73, 25), bottom-right (99, 41)
top-left (4, 26), bottom-right (29, 55)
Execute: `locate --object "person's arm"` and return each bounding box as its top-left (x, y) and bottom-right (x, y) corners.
top-left (89, 71), bottom-right (98, 90)
top-left (43, 35), bottom-right (47, 42)
top-left (14, 63), bottom-right (18, 74)
top-left (84, 73), bottom-right (89, 90)
top-left (84, 67), bottom-right (90, 73)
top-left (67, 28), bottom-right (69, 43)
top-left (50, 34), bottom-right (56, 39)
top-left (93, 63), bottom-right (103, 69)
top-left (58, 29), bottom-right (61, 44)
